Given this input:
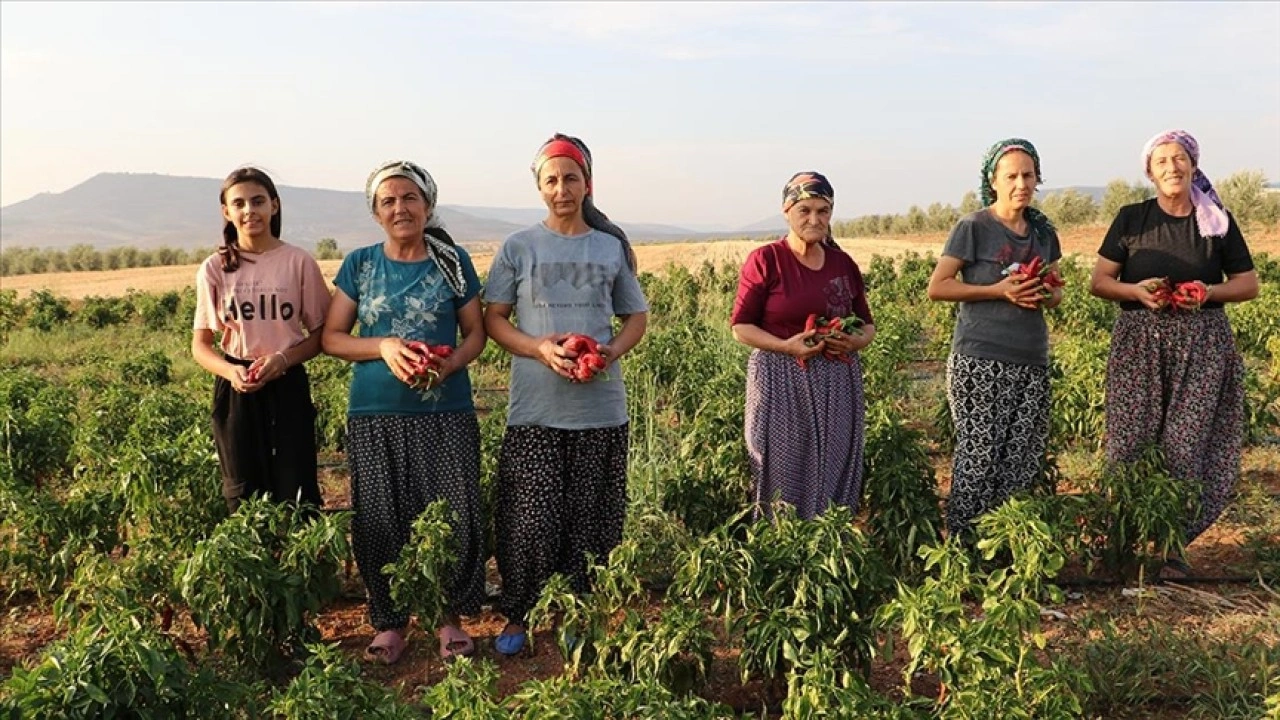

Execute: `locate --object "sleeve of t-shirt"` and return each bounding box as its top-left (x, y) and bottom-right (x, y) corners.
top-left (941, 218), bottom-right (977, 263)
top-left (730, 246), bottom-right (772, 327)
top-left (1046, 228), bottom-right (1063, 265)
top-left (333, 252), bottom-right (361, 303)
top-left (299, 255), bottom-right (332, 333)
top-left (482, 239), bottom-right (518, 305)
top-left (611, 260), bottom-right (649, 315)
top-left (454, 247), bottom-right (482, 308)
top-left (192, 259), bottom-right (222, 332)
top-left (1219, 212), bottom-right (1255, 275)
top-left (1098, 206), bottom-right (1133, 263)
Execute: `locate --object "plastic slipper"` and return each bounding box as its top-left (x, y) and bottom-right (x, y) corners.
top-left (495, 624), bottom-right (527, 656)
top-left (365, 629), bottom-right (407, 665)
top-left (437, 624), bottom-right (475, 660)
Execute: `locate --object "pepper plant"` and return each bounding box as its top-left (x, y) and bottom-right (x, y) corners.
top-left (175, 497), bottom-right (351, 669)
top-left (383, 498), bottom-right (459, 645)
top-left (669, 504), bottom-right (891, 685)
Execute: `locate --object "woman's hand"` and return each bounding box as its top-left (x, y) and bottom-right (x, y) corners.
top-left (536, 333), bottom-right (576, 379)
top-left (380, 337), bottom-right (424, 386)
top-left (227, 364), bottom-right (265, 394)
top-left (1132, 277), bottom-right (1171, 311)
top-left (995, 272), bottom-right (1044, 310)
top-left (241, 351), bottom-right (289, 390)
top-left (786, 330), bottom-right (826, 364)
top-left (822, 329), bottom-right (871, 356)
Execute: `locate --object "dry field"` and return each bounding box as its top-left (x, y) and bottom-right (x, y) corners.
top-left (6, 226), bottom-right (1275, 302)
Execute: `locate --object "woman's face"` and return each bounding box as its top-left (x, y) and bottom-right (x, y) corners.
top-left (538, 156), bottom-right (587, 220)
top-left (785, 197), bottom-right (833, 245)
top-left (221, 181), bottom-right (277, 239)
top-left (990, 150), bottom-right (1037, 211)
top-left (374, 177), bottom-right (429, 243)
top-left (1147, 142), bottom-right (1194, 199)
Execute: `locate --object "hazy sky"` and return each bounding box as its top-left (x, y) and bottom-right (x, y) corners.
top-left (2, 1), bottom-right (1278, 230)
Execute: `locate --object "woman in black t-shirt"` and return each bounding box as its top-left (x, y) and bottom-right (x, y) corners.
top-left (1089, 130), bottom-right (1259, 579)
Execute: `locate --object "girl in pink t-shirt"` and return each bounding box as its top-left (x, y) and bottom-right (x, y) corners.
top-left (192, 167), bottom-right (332, 511)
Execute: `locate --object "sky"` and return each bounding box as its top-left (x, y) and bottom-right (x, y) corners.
top-left (2, 1), bottom-right (1278, 230)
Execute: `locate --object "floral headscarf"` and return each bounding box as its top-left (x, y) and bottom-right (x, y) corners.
top-left (980, 138), bottom-right (1055, 236)
top-left (1142, 129), bottom-right (1228, 238)
top-left (365, 160), bottom-right (467, 298)
top-left (782, 171), bottom-right (835, 213)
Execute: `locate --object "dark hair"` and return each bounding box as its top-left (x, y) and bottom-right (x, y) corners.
top-left (218, 167), bottom-right (281, 272)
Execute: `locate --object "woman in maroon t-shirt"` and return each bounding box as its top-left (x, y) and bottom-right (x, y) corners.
top-left (729, 172), bottom-right (876, 520)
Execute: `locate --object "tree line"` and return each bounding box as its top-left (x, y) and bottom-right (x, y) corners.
top-left (833, 171), bottom-right (1280, 238)
top-left (0, 238), bottom-right (343, 278)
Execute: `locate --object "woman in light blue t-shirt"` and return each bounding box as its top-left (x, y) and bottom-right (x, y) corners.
top-left (322, 160), bottom-right (487, 665)
top-left (483, 133), bottom-right (649, 656)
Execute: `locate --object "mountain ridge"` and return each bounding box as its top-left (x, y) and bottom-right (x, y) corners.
top-left (0, 172), bottom-right (1111, 251)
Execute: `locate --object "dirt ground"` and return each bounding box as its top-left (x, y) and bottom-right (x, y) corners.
top-left (5, 225), bottom-right (1276, 301)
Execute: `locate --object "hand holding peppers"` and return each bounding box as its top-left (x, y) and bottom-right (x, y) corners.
top-left (1135, 278), bottom-right (1207, 312)
top-left (1170, 281), bottom-right (1208, 311)
top-left (404, 340), bottom-right (454, 390)
top-left (797, 313), bottom-right (865, 368)
top-left (558, 333), bottom-right (609, 383)
top-left (1003, 257), bottom-right (1065, 305)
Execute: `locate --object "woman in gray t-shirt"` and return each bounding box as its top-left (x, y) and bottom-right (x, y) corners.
top-left (925, 138), bottom-right (1063, 541)
top-left (482, 134), bottom-right (649, 656)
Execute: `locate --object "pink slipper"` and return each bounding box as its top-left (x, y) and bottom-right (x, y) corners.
top-left (365, 629), bottom-right (407, 665)
top-left (437, 624), bottom-right (475, 660)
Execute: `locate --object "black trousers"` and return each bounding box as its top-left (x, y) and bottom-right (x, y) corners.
top-left (211, 357), bottom-right (322, 511)
top-left (495, 424), bottom-right (629, 624)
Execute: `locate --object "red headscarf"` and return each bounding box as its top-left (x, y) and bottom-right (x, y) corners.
top-left (532, 136), bottom-right (593, 194)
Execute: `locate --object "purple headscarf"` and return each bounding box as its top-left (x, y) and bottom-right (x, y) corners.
top-left (1142, 130), bottom-right (1228, 238)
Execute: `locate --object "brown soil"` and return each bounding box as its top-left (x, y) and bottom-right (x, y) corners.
top-left (5, 226), bottom-right (1276, 302)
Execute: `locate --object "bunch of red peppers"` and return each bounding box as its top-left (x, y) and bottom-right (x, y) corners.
top-left (1003, 256), bottom-right (1065, 301)
top-left (798, 313), bottom-right (864, 369)
top-left (560, 334), bottom-right (608, 383)
top-left (404, 341), bottom-right (454, 390)
top-left (1141, 278), bottom-right (1207, 311)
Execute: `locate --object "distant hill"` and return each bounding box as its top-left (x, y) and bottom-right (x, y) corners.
top-left (0, 173), bottom-right (769, 252)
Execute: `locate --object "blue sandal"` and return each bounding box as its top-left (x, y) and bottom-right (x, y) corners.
top-left (495, 625), bottom-right (527, 656)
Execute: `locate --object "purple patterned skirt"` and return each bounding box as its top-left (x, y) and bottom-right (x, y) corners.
top-left (745, 349), bottom-right (866, 520)
top-left (1105, 308), bottom-right (1246, 543)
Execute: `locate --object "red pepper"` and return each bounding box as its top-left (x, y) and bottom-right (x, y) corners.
top-left (404, 340), bottom-right (453, 389)
top-left (1171, 281), bottom-right (1207, 310)
top-left (1021, 256), bottom-right (1043, 279)
top-left (560, 334), bottom-right (607, 382)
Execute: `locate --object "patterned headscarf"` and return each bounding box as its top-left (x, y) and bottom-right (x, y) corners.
top-left (1142, 129), bottom-right (1228, 238)
top-left (365, 160), bottom-right (467, 298)
top-left (781, 171), bottom-right (837, 248)
top-left (980, 138), bottom-right (1055, 236)
top-left (531, 133), bottom-right (636, 270)
top-left (782, 171), bottom-right (835, 213)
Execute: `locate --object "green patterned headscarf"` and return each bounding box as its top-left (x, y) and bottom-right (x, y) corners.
top-left (979, 138), bottom-right (1055, 234)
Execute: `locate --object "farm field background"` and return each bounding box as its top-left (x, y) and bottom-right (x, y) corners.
top-left (1, 227), bottom-right (1278, 718)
